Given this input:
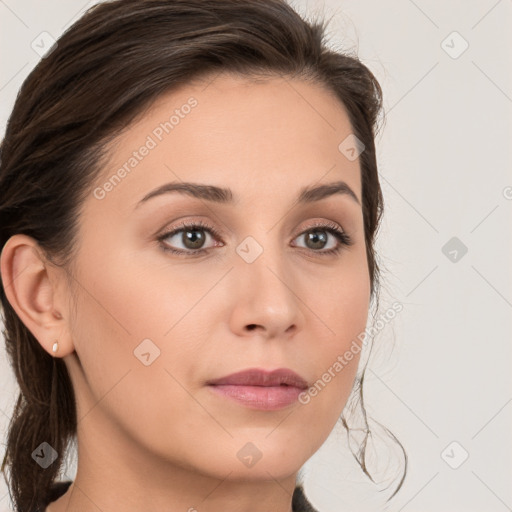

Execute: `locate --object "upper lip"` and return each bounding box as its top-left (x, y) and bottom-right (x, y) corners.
top-left (207, 368), bottom-right (309, 389)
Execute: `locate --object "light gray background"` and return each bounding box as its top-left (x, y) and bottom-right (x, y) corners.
top-left (1, 1), bottom-right (511, 511)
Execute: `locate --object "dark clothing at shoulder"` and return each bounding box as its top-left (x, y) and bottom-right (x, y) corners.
top-left (33, 480), bottom-right (72, 512)
top-left (37, 481), bottom-right (319, 512)
top-left (292, 484), bottom-right (320, 512)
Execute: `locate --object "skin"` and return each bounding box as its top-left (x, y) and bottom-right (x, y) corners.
top-left (1, 73), bottom-right (371, 512)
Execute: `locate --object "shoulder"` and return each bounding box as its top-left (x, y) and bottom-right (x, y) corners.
top-left (35, 481), bottom-right (317, 512)
top-left (292, 484), bottom-right (319, 512)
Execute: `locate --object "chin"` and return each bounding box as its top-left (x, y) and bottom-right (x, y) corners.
top-left (219, 436), bottom-right (311, 480)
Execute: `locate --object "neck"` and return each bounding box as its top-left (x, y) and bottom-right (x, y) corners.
top-left (48, 420), bottom-right (298, 512)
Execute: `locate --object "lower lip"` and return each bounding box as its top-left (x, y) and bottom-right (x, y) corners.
top-left (208, 384), bottom-right (303, 410)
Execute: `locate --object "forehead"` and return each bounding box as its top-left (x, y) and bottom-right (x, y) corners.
top-left (90, 73), bottom-right (362, 212)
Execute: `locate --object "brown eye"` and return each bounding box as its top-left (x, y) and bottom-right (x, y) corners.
top-left (292, 222), bottom-right (353, 256)
top-left (158, 221), bottom-right (223, 255)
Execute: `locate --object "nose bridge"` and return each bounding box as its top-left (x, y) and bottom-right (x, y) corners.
top-left (232, 229), bottom-right (301, 336)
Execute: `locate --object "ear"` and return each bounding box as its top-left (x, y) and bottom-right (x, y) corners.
top-left (0, 234), bottom-right (74, 357)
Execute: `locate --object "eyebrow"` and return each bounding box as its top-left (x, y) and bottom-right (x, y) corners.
top-left (135, 179), bottom-right (361, 209)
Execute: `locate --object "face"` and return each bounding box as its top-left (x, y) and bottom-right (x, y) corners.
top-left (57, 74), bottom-right (371, 483)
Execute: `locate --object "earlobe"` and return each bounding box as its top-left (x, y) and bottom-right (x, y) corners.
top-left (0, 234), bottom-right (72, 357)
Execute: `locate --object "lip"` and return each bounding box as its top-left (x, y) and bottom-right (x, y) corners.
top-left (206, 368), bottom-right (308, 411)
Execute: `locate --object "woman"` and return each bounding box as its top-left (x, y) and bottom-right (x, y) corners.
top-left (0, 1), bottom-right (405, 511)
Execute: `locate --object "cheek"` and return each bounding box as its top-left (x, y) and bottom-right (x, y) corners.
top-left (67, 241), bottom-right (214, 418)
top-left (308, 247), bottom-right (371, 354)
top-left (71, 237), bottom-right (209, 344)
top-left (298, 254), bottom-right (370, 429)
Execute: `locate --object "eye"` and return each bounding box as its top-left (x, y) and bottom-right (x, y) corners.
top-left (157, 220), bottom-right (223, 256)
top-left (292, 221), bottom-right (353, 256)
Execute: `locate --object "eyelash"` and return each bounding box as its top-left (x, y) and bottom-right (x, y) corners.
top-left (157, 219), bottom-right (353, 257)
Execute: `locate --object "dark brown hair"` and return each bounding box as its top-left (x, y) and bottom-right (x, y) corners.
top-left (0, 1), bottom-right (405, 510)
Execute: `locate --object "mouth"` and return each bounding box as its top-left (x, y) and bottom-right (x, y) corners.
top-left (206, 368), bottom-right (309, 411)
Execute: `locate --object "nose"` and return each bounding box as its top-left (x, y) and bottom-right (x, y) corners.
top-left (228, 244), bottom-right (304, 340)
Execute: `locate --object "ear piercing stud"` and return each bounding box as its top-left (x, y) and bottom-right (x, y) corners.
top-left (52, 341), bottom-right (59, 354)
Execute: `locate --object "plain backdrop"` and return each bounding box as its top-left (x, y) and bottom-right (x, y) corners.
top-left (1, 1), bottom-right (511, 511)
